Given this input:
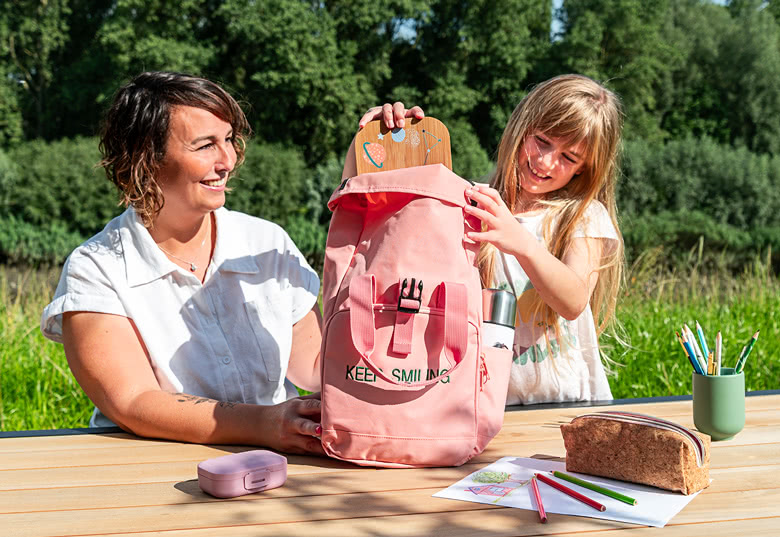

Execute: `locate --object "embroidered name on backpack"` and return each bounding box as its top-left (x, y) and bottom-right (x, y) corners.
top-left (345, 365), bottom-right (450, 384)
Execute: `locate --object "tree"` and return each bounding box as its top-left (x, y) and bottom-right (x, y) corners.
top-left (1, 0), bottom-right (71, 139)
top-left (718, 0), bottom-right (780, 153)
top-left (214, 0), bottom-right (370, 164)
top-left (555, 0), bottom-right (682, 142)
top-left (386, 0), bottom-right (550, 172)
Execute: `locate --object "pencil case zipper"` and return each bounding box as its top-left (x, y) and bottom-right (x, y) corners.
top-left (573, 411), bottom-right (706, 467)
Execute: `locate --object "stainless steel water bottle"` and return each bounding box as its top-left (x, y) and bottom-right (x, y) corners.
top-left (481, 289), bottom-right (517, 350)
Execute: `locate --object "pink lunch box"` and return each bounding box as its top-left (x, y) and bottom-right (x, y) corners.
top-left (197, 450), bottom-right (287, 498)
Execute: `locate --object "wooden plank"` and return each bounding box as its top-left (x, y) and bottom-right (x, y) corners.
top-left (1, 459), bottom-right (776, 515)
top-left (70, 515), bottom-right (780, 537)
top-left (0, 433), bottom-right (172, 453)
top-left (3, 484), bottom-right (779, 537)
top-left (0, 457), bottom-right (366, 491)
top-left (501, 397), bottom-right (780, 427)
top-left (495, 419), bottom-right (780, 446)
top-left (2, 429), bottom-right (777, 491)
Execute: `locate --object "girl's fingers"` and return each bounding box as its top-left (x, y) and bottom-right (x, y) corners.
top-left (465, 187), bottom-right (499, 214)
top-left (358, 106), bottom-right (382, 129)
top-left (382, 103), bottom-right (395, 129)
top-left (463, 203), bottom-right (495, 225)
top-left (465, 230), bottom-right (492, 243)
top-left (358, 103), bottom-right (425, 130)
top-left (473, 183), bottom-right (505, 205)
top-left (407, 105), bottom-right (425, 120)
top-left (392, 102), bottom-right (406, 128)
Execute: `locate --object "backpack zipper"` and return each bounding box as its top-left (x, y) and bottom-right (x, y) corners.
top-left (573, 411), bottom-right (706, 467)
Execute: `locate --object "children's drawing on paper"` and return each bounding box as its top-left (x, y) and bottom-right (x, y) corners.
top-left (467, 471), bottom-right (530, 503)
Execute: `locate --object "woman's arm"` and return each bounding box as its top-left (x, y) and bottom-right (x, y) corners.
top-left (464, 184), bottom-right (603, 320)
top-left (285, 305), bottom-right (323, 392)
top-left (62, 311), bottom-right (324, 454)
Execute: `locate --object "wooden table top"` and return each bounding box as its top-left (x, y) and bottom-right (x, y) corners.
top-left (2, 394), bottom-right (778, 537)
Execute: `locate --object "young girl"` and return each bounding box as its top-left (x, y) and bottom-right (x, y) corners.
top-left (464, 74), bottom-right (624, 404)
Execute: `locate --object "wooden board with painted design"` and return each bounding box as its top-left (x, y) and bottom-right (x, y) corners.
top-left (354, 116), bottom-right (452, 175)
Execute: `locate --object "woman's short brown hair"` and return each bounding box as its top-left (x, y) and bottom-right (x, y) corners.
top-left (99, 71), bottom-right (251, 226)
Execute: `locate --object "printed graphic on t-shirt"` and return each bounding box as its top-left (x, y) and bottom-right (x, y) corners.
top-left (498, 278), bottom-right (579, 366)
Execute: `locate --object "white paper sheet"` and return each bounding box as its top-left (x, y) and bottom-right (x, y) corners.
top-left (433, 457), bottom-right (704, 527)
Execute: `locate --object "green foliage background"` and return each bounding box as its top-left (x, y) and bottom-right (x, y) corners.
top-left (2, 0), bottom-right (780, 270)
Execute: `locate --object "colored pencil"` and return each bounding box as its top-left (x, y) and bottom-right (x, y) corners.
top-left (535, 473), bottom-right (606, 512)
top-left (551, 471), bottom-right (637, 506)
top-left (707, 351), bottom-right (714, 375)
top-left (733, 345), bottom-right (746, 374)
top-left (530, 476), bottom-right (547, 523)
top-left (677, 331), bottom-right (702, 375)
top-left (736, 330), bottom-right (760, 373)
top-left (715, 332), bottom-right (722, 376)
top-left (684, 325), bottom-right (707, 373)
top-left (695, 321), bottom-right (710, 358)
top-left (681, 337), bottom-right (705, 375)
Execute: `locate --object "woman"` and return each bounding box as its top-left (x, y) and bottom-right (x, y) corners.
top-left (41, 71), bottom-right (419, 454)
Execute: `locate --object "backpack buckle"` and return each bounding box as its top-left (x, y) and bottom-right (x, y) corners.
top-left (397, 277), bottom-right (423, 313)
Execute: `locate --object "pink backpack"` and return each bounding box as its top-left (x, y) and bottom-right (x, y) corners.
top-left (319, 164), bottom-right (512, 467)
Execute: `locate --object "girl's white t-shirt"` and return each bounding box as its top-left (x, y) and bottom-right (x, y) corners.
top-left (41, 206), bottom-right (319, 427)
top-left (493, 200), bottom-right (617, 405)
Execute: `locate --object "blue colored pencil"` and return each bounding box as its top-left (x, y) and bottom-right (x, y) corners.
top-left (683, 339), bottom-right (705, 375)
top-left (677, 332), bottom-right (704, 375)
top-left (684, 325), bottom-right (707, 374)
top-left (695, 321), bottom-right (710, 358)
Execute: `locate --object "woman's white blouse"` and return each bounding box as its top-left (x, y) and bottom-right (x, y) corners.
top-left (41, 206), bottom-right (319, 426)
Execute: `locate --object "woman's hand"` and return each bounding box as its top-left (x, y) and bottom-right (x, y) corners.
top-left (464, 183), bottom-right (528, 257)
top-left (358, 102), bottom-right (425, 130)
top-left (262, 393), bottom-right (325, 456)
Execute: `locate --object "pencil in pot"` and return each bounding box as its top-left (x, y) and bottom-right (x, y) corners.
top-left (551, 471), bottom-right (637, 506)
top-left (534, 473), bottom-right (606, 512)
top-left (677, 331), bottom-right (704, 375)
top-left (735, 330), bottom-right (759, 373)
top-left (715, 331), bottom-right (722, 375)
top-left (530, 476), bottom-right (547, 523)
top-left (684, 324), bottom-right (707, 374)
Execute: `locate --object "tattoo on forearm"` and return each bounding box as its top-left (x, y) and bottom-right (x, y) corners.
top-left (174, 393), bottom-right (237, 408)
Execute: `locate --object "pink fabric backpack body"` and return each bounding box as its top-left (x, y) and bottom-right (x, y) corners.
top-left (319, 164), bottom-right (512, 468)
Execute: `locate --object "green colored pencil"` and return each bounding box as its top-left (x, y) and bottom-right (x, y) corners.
top-left (736, 330), bottom-right (760, 373)
top-left (551, 471), bottom-right (637, 506)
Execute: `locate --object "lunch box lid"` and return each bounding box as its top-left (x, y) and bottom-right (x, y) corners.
top-left (197, 450), bottom-right (287, 481)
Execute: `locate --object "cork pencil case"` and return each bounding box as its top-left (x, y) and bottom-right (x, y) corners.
top-left (560, 411), bottom-right (710, 495)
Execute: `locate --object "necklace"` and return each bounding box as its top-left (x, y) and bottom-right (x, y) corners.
top-left (157, 218), bottom-right (210, 272)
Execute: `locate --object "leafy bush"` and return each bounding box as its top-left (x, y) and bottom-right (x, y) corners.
top-left (0, 215), bottom-right (84, 265)
top-left (619, 137), bottom-right (780, 268)
top-left (226, 141), bottom-right (331, 266)
top-left (5, 137), bottom-right (121, 236)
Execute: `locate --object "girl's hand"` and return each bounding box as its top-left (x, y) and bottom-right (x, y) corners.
top-left (358, 102), bottom-right (425, 130)
top-left (464, 184), bottom-right (526, 256)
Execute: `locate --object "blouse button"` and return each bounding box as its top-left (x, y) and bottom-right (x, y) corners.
top-left (222, 356), bottom-right (231, 364)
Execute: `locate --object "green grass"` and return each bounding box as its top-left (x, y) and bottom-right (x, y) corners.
top-left (607, 247), bottom-right (779, 398)
top-left (0, 267), bottom-right (92, 430)
top-left (1, 252), bottom-right (778, 432)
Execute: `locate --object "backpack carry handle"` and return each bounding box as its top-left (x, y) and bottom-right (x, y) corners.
top-left (349, 274), bottom-right (469, 387)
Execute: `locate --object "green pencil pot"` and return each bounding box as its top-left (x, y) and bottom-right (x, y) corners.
top-left (692, 368), bottom-right (745, 441)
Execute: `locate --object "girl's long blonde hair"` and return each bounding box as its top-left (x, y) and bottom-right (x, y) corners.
top-left (477, 74), bottom-right (625, 346)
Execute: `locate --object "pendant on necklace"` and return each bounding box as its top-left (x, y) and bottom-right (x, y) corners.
top-left (189, 263), bottom-right (197, 272)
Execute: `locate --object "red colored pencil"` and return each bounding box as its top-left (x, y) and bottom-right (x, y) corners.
top-left (530, 476), bottom-right (547, 523)
top-left (535, 473), bottom-right (606, 512)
